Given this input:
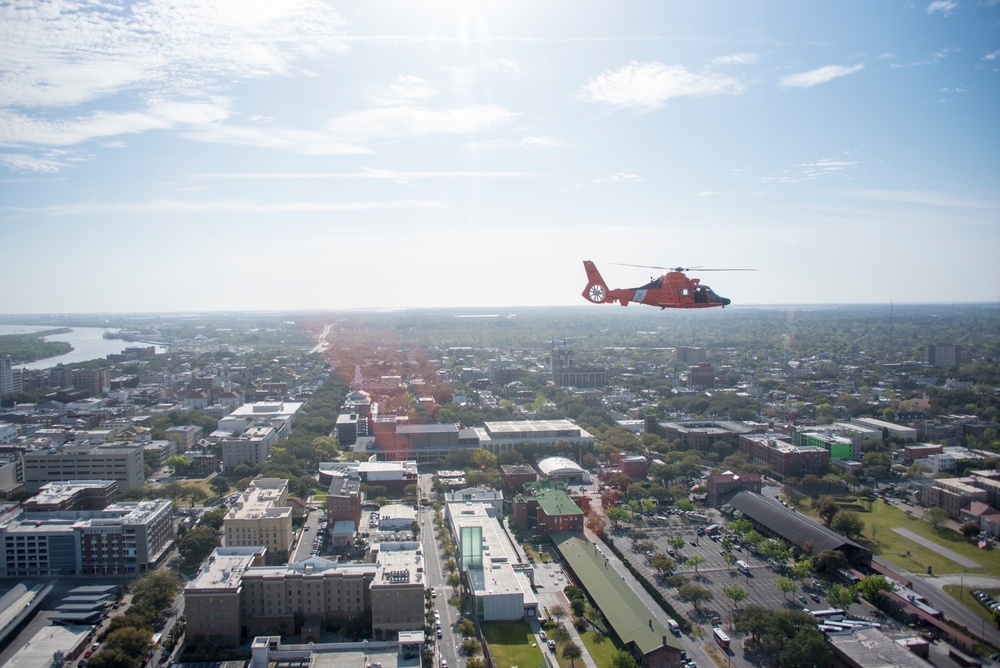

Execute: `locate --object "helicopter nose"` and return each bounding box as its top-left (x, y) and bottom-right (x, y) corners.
top-left (720, 296), bottom-right (731, 306)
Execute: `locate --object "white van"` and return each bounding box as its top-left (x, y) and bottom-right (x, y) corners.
top-left (666, 619), bottom-right (680, 634)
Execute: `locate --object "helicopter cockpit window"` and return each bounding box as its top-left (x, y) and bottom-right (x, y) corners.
top-left (694, 287), bottom-right (708, 303)
top-left (639, 278), bottom-right (662, 290)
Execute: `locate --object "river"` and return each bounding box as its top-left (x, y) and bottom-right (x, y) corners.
top-left (0, 325), bottom-right (168, 370)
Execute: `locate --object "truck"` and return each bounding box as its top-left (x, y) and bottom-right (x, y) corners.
top-left (666, 619), bottom-right (680, 634)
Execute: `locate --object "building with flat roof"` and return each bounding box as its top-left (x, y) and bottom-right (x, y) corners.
top-left (23, 442), bottom-right (145, 492)
top-left (849, 417), bottom-right (917, 442)
top-left (185, 546), bottom-right (267, 646)
top-left (827, 627), bottom-right (932, 668)
top-left (645, 418), bottom-right (758, 449)
top-left (739, 435), bottom-right (830, 480)
top-left (920, 477), bottom-right (987, 520)
top-left (377, 504), bottom-right (416, 531)
top-left (223, 478), bottom-right (294, 564)
top-left (370, 542), bottom-right (427, 637)
top-left (326, 475), bottom-right (362, 526)
top-left (22, 480), bottom-right (118, 512)
top-left (500, 464), bottom-right (537, 495)
top-left (221, 425), bottom-right (279, 471)
top-left (444, 487), bottom-right (503, 516)
top-left (475, 420), bottom-right (595, 453)
top-left (0, 498), bottom-right (174, 576)
top-left (446, 499), bottom-right (537, 621)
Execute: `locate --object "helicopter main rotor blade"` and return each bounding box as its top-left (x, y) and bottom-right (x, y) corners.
top-left (611, 263), bottom-right (756, 272)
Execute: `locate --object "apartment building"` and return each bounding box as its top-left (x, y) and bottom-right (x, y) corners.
top-left (739, 435), bottom-right (830, 480)
top-left (23, 443), bottom-right (145, 492)
top-left (220, 425), bottom-right (278, 471)
top-left (223, 478), bottom-right (293, 564)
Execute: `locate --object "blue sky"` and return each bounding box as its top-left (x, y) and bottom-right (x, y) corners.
top-left (1, 0), bottom-right (998, 313)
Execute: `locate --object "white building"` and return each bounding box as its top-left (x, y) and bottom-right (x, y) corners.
top-left (446, 500), bottom-right (537, 621)
top-left (377, 503), bottom-right (416, 531)
top-left (537, 456), bottom-right (592, 484)
top-left (217, 401), bottom-right (303, 438)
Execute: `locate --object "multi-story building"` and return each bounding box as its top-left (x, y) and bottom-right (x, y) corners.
top-left (849, 417), bottom-right (917, 442)
top-left (0, 356), bottom-right (14, 396)
top-left (165, 425), bottom-right (202, 450)
top-left (0, 498), bottom-right (174, 576)
top-left (326, 476), bottom-right (362, 526)
top-left (22, 480), bottom-right (118, 512)
top-left (675, 346), bottom-right (707, 364)
top-left (217, 401), bottom-right (303, 439)
top-left (924, 343), bottom-right (961, 368)
top-left (513, 480), bottom-right (585, 537)
top-left (792, 427), bottom-right (861, 461)
top-left (475, 420), bottom-right (595, 454)
top-left (646, 417), bottom-right (758, 450)
top-left (220, 424), bottom-right (279, 471)
top-left (71, 368), bottom-right (110, 397)
top-left (447, 500), bottom-right (537, 621)
top-left (739, 436), bottom-right (830, 480)
top-left (705, 471), bottom-right (762, 507)
top-left (920, 478), bottom-right (987, 520)
top-left (185, 546), bottom-right (267, 646)
top-left (686, 362), bottom-right (715, 389)
top-left (500, 464), bottom-right (537, 495)
top-left (369, 542), bottom-right (428, 637)
top-left (23, 443), bottom-right (145, 492)
top-left (223, 478), bottom-right (293, 564)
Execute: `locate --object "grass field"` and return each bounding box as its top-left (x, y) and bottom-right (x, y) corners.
top-left (943, 585), bottom-right (1000, 628)
top-left (795, 496), bottom-right (998, 576)
top-left (578, 629), bottom-right (619, 667)
top-left (480, 620), bottom-right (546, 668)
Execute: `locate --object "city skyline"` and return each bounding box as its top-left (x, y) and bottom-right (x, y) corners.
top-left (1, 1), bottom-right (998, 313)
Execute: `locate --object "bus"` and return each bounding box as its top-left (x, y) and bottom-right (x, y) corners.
top-left (713, 627), bottom-right (730, 649)
top-left (809, 608), bottom-right (846, 620)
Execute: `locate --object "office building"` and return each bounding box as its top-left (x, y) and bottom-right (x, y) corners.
top-left (223, 478), bottom-right (294, 564)
top-left (23, 443), bottom-right (145, 492)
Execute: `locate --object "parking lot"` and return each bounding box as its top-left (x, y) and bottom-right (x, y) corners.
top-left (616, 511), bottom-right (835, 627)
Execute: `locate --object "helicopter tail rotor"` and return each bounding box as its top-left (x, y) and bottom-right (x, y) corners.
top-left (582, 260), bottom-right (611, 304)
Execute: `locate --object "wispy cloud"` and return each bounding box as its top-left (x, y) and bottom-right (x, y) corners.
top-left (985, 50), bottom-right (1000, 60)
top-left (325, 105), bottom-right (517, 140)
top-left (465, 136), bottom-right (570, 150)
top-left (194, 168), bottom-right (543, 184)
top-left (594, 172), bottom-right (645, 184)
top-left (0, 98), bottom-right (232, 148)
top-left (578, 61), bottom-right (745, 110)
top-left (0, 152), bottom-right (71, 173)
top-left (0, 0), bottom-right (348, 155)
top-left (760, 155), bottom-right (860, 184)
top-left (0, 198), bottom-right (450, 218)
top-left (842, 189), bottom-right (1000, 210)
top-left (779, 64), bottom-right (864, 89)
top-left (710, 53), bottom-right (760, 66)
top-left (367, 75), bottom-right (436, 107)
top-left (181, 123), bottom-right (372, 156)
top-left (927, 0), bottom-right (959, 15)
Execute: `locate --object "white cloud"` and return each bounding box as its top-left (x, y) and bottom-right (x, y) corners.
top-left (368, 75), bottom-right (436, 106)
top-left (465, 136), bottom-right (569, 150)
top-left (182, 123), bottom-right (372, 156)
top-left (0, 152), bottom-right (69, 173)
top-left (927, 0), bottom-right (959, 15)
top-left (194, 168), bottom-right (542, 183)
top-left (0, 98), bottom-right (231, 147)
top-left (779, 64), bottom-right (864, 89)
top-left (985, 50), bottom-right (1000, 60)
top-left (0, 198), bottom-right (449, 218)
top-left (577, 61), bottom-right (745, 110)
top-left (594, 172), bottom-right (644, 184)
top-left (325, 105), bottom-right (517, 140)
top-left (710, 53), bottom-right (760, 66)
top-left (0, 1), bottom-right (348, 110)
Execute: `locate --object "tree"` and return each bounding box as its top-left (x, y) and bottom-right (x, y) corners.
top-left (176, 525), bottom-right (220, 569)
top-left (549, 604), bottom-right (568, 625)
top-left (774, 576), bottom-right (797, 600)
top-left (925, 507), bottom-right (948, 531)
top-left (830, 510), bottom-right (865, 540)
top-left (85, 648), bottom-right (135, 668)
top-left (961, 520), bottom-right (981, 540)
top-left (457, 618), bottom-right (475, 637)
top-left (209, 476), bottom-right (230, 495)
top-left (103, 625), bottom-right (152, 658)
top-left (790, 560), bottom-right (812, 582)
top-left (668, 535), bottom-right (687, 554)
top-left (816, 496), bottom-right (839, 525)
top-left (606, 506), bottom-right (631, 529)
top-left (678, 582), bottom-right (714, 610)
top-left (461, 638), bottom-right (481, 658)
top-left (856, 574), bottom-right (893, 604)
top-left (826, 584), bottom-right (858, 611)
top-left (723, 583), bottom-right (749, 610)
top-left (733, 606), bottom-right (771, 644)
top-left (811, 549), bottom-right (848, 574)
top-left (650, 553), bottom-right (677, 578)
top-left (779, 627), bottom-right (832, 668)
top-left (562, 641), bottom-right (583, 668)
top-left (686, 554), bottom-right (706, 573)
top-left (583, 603), bottom-right (604, 633)
top-left (611, 650), bottom-right (638, 668)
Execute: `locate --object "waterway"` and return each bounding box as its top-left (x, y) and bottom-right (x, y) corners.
top-left (0, 325), bottom-right (167, 370)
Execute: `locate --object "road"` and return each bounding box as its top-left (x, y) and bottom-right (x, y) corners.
top-left (419, 474), bottom-right (460, 668)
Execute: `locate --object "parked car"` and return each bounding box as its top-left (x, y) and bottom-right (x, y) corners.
top-left (548, 640), bottom-right (557, 651)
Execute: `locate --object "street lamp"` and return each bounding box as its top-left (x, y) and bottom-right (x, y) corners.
top-left (960, 568), bottom-right (966, 600)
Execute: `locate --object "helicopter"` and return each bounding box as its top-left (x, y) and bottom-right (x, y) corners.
top-left (582, 260), bottom-right (752, 309)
